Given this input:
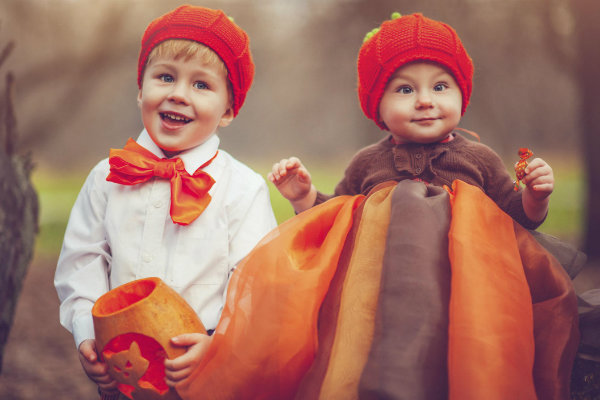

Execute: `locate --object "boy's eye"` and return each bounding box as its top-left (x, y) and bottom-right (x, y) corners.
top-left (158, 74), bottom-right (174, 83)
top-left (434, 83), bottom-right (449, 92)
top-left (193, 81), bottom-right (208, 90)
top-left (396, 85), bottom-right (413, 94)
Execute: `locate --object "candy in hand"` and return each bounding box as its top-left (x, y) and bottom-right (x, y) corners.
top-left (513, 148), bottom-right (533, 191)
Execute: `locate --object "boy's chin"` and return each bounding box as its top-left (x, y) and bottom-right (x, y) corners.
top-left (160, 147), bottom-right (184, 158)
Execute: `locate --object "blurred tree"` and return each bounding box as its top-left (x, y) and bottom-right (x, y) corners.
top-left (0, 32), bottom-right (38, 373)
top-left (16, 1), bottom-right (132, 151)
top-left (571, 0), bottom-right (600, 262)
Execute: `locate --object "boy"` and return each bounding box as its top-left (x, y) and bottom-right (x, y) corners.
top-left (269, 12), bottom-right (553, 230)
top-left (54, 5), bottom-right (276, 396)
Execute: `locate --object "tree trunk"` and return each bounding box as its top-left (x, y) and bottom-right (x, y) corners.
top-left (572, 0), bottom-right (600, 261)
top-left (0, 39), bottom-right (39, 374)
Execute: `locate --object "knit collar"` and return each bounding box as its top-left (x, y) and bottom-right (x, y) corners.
top-left (386, 132), bottom-right (463, 176)
top-left (388, 132), bottom-right (455, 146)
top-left (136, 129), bottom-right (220, 175)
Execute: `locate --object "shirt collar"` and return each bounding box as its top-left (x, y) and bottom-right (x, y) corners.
top-left (136, 129), bottom-right (220, 175)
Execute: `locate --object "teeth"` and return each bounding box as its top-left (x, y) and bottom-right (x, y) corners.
top-left (162, 112), bottom-right (191, 123)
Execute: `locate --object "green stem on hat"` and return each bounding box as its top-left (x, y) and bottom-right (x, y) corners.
top-left (362, 12), bottom-right (402, 43)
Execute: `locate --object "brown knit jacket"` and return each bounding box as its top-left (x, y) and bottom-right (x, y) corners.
top-left (315, 132), bottom-right (542, 229)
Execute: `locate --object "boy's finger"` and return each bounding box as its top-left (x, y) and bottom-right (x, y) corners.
top-left (165, 365), bottom-right (194, 381)
top-left (165, 353), bottom-right (192, 372)
top-left (93, 372), bottom-right (116, 384)
top-left (171, 333), bottom-right (207, 346)
top-left (98, 380), bottom-right (119, 392)
top-left (79, 339), bottom-right (98, 362)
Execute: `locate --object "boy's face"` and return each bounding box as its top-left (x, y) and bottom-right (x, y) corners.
top-left (378, 62), bottom-right (462, 144)
top-left (138, 53), bottom-right (233, 156)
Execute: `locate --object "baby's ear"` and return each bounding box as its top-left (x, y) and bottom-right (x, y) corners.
top-left (137, 90), bottom-right (143, 108)
top-left (218, 107), bottom-right (234, 128)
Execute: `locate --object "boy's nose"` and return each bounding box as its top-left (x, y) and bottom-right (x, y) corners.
top-left (167, 83), bottom-right (189, 105)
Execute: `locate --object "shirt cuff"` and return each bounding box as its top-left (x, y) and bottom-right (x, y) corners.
top-left (72, 313), bottom-right (96, 349)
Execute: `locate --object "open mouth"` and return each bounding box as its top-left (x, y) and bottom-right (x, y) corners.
top-left (160, 112), bottom-right (192, 124)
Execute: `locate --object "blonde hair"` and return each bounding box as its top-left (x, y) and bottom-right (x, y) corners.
top-left (143, 39), bottom-right (232, 99)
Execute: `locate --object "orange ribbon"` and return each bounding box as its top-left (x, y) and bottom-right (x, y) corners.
top-left (107, 138), bottom-right (217, 225)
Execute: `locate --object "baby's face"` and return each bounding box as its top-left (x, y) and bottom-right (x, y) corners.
top-left (137, 53), bottom-right (233, 156)
top-left (378, 62), bottom-right (462, 144)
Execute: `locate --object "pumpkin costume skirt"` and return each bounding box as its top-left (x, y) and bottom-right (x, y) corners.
top-left (176, 180), bottom-right (579, 400)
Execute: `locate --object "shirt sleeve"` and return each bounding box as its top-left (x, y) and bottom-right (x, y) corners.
top-left (226, 174), bottom-right (277, 272)
top-left (54, 160), bottom-right (112, 348)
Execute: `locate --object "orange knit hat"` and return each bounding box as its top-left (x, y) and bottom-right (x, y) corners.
top-left (358, 13), bottom-right (474, 130)
top-left (137, 5), bottom-right (254, 117)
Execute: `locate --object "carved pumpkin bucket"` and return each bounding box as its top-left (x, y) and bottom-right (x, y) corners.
top-left (92, 277), bottom-right (206, 400)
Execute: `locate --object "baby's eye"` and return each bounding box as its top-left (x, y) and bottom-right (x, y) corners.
top-left (434, 83), bottom-right (449, 92)
top-left (158, 74), bottom-right (174, 83)
top-left (193, 81), bottom-right (208, 90)
top-left (396, 85), bottom-right (413, 94)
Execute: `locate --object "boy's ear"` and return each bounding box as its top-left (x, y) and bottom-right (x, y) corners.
top-left (137, 90), bottom-right (143, 108)
top-left (218, 107), bottom-right (234, 128)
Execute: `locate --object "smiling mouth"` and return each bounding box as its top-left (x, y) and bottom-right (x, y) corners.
top-left (160, 112), bottom-right (192, 124)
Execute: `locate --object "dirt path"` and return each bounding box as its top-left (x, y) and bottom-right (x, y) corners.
top-left (0, 255), bottom-right (97, 399)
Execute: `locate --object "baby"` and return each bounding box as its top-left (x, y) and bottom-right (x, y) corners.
top-left (269, 12), bottom-right (553, 230)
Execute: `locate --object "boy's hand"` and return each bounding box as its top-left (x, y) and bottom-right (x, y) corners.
top-left (78, 339), bottom-right (119, 394)
top-left (520, 157), bottom-right (553, 222)
top-left (268, 157), bottom-right (317, 213)
top-left (164, 333), bottom-right (212, 387)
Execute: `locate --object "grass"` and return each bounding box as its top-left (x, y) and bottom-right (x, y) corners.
top-left (32, 171), bottom-right (88, 256)
top-left (32, 156), bottom-right (585, 258)
top-left (537, 161), bottom-right (585, 243)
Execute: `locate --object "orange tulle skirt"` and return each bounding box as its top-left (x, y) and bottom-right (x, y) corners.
top-left (175, 180), bottom-right (578, 400)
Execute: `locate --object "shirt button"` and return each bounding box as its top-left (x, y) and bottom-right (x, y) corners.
top-left (415, 168), bottom-right (422, 174)
top-left (153, 200), bottom-right (163, 208)
top-left (142, 254), bottom-right (153, 263)
top-left (415, 154), bottom-right (422, 159)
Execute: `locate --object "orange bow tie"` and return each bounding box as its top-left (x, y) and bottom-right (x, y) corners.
top-left (106, 138), bottom-right (217, 225)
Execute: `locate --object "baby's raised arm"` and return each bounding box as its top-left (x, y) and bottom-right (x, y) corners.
top-left (267, 157), bottom-right (317, 213)
top-left (520, 157), bottom-right (554, 223)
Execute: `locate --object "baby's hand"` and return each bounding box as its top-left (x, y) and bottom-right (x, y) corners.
top-left (268, 157), bottom-right (313, 201)
top-left (164, 333), bottom-right (212, 387)
top-left (521, 157), bottom-right (554, 201)
top-left (78, 339), bottom-right (119, 394)
top-left (268, 157), bottom-right (317, 213)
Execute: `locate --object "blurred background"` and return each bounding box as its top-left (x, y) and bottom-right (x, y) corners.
top-left (0, 0), bottom-right (597, 398)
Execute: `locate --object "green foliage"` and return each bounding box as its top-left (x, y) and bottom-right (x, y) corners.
top-left (537, 166), bottom-right (585, 243)
top-left (32, 171), bottom-right (86, 256)
top-left (33, 159), bottom-right (585, 257)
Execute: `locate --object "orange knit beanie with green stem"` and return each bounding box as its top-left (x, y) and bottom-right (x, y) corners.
top-left (137, 5), bottom-right (254, 117)
top-left (357, 13), bottom-right (474, 130)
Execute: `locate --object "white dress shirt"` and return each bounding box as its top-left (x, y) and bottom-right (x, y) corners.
top-left (55, 130), bottom-right (277, 348)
